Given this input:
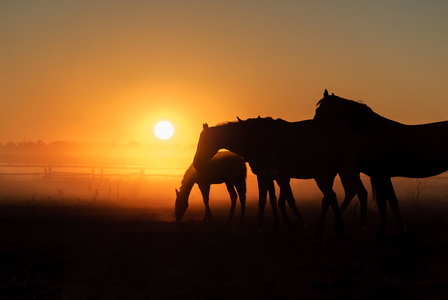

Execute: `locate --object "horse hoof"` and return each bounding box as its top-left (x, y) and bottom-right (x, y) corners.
top-left (393, 231), bottom-right (415, 247)
top-left (372, 232), bottom-right (387, 247)
top-left (314, 229), bottom-right (323, 238)
top-left (314, 223), bottom-right (324, 236)
top-left (287, 222), bottom-right (298, 232)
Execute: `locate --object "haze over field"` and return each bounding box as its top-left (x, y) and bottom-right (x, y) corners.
top-left (0, 140), bottom-right (446, 213)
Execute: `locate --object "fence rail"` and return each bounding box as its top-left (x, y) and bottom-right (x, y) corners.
top-left (0, 162), bottom-right (187, 180)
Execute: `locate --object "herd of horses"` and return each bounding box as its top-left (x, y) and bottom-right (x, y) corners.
top-left (176, 90), bottom-right (448, 241)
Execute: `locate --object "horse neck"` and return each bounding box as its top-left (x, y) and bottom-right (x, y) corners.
top-left (328, 100), bottom-right (406, 134)
top-left (361, 109), bottom-right (407, 134)
top-left (179, 166), bottom-right (198, 198)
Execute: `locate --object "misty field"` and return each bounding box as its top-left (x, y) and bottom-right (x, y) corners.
top-left (1, 194), bottom-right (448, 299)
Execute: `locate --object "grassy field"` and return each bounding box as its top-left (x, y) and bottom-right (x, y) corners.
top-left (1, 198), bottom-right (448, 299)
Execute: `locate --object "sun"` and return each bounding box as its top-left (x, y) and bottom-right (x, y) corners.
top-left (154, 121), bottom-right (174, 140)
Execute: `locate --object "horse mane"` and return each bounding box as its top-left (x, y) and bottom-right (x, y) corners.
top-left (215, 121), bottom-right (239, 127)
top-left (179, 165), bottom-right (198, 192)
top-left (314, 91), bottom-right (412, 133)
top-left (316, 93), bottom-right (373, 113)
top-left (316, 98), bottom-right (325, 107)
top-left (214, 117), bottom-right (287, 129)
top-left (245, 116), bottom-right (287, 124)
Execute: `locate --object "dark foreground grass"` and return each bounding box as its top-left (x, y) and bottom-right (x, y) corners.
top-left (1, 201), bottom-right (448, 299)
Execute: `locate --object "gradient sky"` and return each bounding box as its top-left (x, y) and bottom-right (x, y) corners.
top-left (1, 0), bottom-right (447, 146)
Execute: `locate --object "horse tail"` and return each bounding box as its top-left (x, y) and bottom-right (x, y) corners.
top-left (243, 161), bottom-right (247, 194)
top-left (370, 178), bottom-right (377, 204)
top-left (243, 160), bottom-right (247, 179)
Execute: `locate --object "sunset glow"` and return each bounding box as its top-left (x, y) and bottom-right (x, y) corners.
top-left (0, 1), bottom-right (447, 206)
top-left (1, 1), bottom-right (447, 146)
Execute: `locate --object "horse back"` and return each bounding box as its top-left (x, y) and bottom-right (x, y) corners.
top-left (249, 119), bottom-right (345, 178)
top-left (198, 151), bottom-right (247, 185)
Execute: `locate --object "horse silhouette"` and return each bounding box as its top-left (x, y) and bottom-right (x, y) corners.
top-left (314, 89), bottom-right (448, 239)
top-left (193, 117), bottom-right (368, 237)
top-left (175, 151), bottom-right (247, 223)
top-left (193, 123), bottom-right (304, 232)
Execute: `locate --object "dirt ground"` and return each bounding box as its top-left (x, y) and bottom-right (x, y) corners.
top-left (1, 200), bottom-right (448, 299)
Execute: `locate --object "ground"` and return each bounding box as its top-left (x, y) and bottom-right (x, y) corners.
top-left (1, 200), bottom-right (448, 299)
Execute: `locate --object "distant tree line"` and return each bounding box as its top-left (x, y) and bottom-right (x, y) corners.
top-left (0, 140), bottom-right (196, 158)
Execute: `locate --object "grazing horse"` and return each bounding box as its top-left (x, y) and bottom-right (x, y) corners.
top-left (175, 151), bottom-right (247, 223)
top-left (314, 89), bottom-right (448, 238)
top-left (193, 117), bottom-right (368, 237)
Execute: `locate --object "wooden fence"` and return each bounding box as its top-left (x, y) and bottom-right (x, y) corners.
top-left (0, 162), bottom-right (186, 180)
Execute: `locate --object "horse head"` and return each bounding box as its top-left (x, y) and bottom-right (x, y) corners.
top-left (314, 89), bottom-right (372, 131)
top-left (174, 188), bottom-right (188, 221)
top-left (193, 123), bottom-right (221, 171)
top-left (314, 89), bottom-right (340, 122)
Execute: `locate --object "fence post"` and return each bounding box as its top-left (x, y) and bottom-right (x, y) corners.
top-left (140, 167), bottom-right (145, 180)
top-left (45, 164), bottom-right (53, 180)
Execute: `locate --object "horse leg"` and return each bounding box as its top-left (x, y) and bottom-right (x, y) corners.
top-left (315, 193), bottom-right (330, 237)
top-left (340, 188), bottom-right (356, 215)
top-left (341, 175), bottom-right (368, 228)
top-left (281, 179), bottom-right (306, 226)
top-left (338, 171), bottom-right (356, 214)
top-left (330, 188), bottom-right (345, 240)
top-left (235, 181), bottom-right (246, 224)
top-left (199, 185), bottom-right (212, 222)
top-left (383, 177), bottom-right (406, 233)
top-left (277, 179), bottom-right (298, 232)
top-left (256, 176), bottom-right (269, 229)
top-left (357, 181), bottom-right (368, 228)
top-left (339, 158), bottom-right (368, 228)
top-left (225, 183), bottom-right (237, 223)
top-left (371, 176), bottom-right (387, 243)
top-left (264, 180), bottom-right (279, 232)
top-left (315, 176), bottom-right (344, 239)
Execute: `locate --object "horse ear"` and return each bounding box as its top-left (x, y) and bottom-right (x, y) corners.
top-left (237, 117), bottom-right (242, 122)
top-left (175, 189), bottom-right (179, 196)
top-left (324, 89), bottom-right (329, 97)
top-left (332, 93), bottom-right (334, 96)
top-left (257, 115), bottom-right (260, 119)
top-left (203, 123), bottom-right (209, 130)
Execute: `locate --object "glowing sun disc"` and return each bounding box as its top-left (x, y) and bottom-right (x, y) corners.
top-left (154, 121), bottom-right (174, 140)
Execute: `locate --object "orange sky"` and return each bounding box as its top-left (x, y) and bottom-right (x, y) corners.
top-left (1, 1), bottom-right (448, 147)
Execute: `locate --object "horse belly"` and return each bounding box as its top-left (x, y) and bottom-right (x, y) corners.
top-left (360, 124), bottom-right (448, 178)
top-left (278, 153), bottom-right (338, 180)
top-left (361, 155), bottom-right (448, 178)
top-left (205, 169), bottom-right (244, 185)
